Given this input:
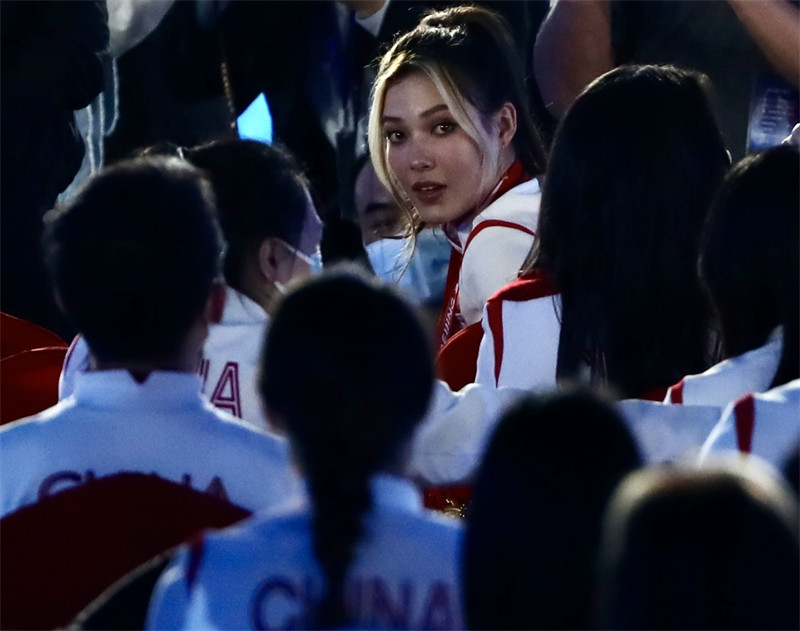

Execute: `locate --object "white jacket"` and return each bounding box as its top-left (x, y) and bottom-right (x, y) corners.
top-left (146, 475), bottom-right (464, 630)
top-left (59, 286), bottom-right (272, 431)
top-left (0, 370), bottom-right (299, 517)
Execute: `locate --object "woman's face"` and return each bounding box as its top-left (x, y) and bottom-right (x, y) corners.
top-left (380, 71), bottom-right (497, 226)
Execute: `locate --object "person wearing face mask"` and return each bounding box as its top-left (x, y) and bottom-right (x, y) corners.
top-left (354, 156), bottom-right (450, 332)
top-left (368, 5), bottom-right (547, 387)
top-left (59, 139), bottom-right (322, 432)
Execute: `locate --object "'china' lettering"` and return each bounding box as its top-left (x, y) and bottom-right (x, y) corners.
top-left (36, 470), bottom-right (230, 502)
top-left (249, 576), bottom-right (457, 630)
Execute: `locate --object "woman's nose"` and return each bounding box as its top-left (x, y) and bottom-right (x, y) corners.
top-left (409, 143), bottom-right (434, 171)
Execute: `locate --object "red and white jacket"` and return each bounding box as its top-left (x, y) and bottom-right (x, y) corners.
top-left (435, 163), bottom-right (541, 349)
top-left (664, 328), bottom-right (783, 407)
top-left (699, 378), bottom-right (800, 469)
top-left (473, 271), bottom-right (562, 391)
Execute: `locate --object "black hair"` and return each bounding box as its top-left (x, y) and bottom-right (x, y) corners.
top-left (258, 265), bottom-right (434, 628)
top-left (699, 144), bottom-right (799, 388)
top-left (596, 466), bottom-right (800, 630)
top-left (524, 64), bottom-right (730, 398)
top-left (182, 139), bottom-right (311, 297)
top-left (43, 157), bottom-right (222, 362)
top-left (463, 388), bottom-right (642, 629)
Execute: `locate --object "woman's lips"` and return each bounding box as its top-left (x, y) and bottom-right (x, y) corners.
top-left (412, 181), bottom-right (446, 204)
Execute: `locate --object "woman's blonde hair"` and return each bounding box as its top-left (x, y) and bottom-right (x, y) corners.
top-left (367, 5), bottom-right (546, 235)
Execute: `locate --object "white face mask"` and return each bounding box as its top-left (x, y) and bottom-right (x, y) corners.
top-left (366, 238), bottom-right (410, 283)
top-left (279, 240), bottom-right (323, 274)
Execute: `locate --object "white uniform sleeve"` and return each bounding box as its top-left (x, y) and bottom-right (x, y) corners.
top-left (697, 402), bottom-right (739, 465)
top-left (616, 399), bottom-right (724, 465)
top-left (475, 297), bottom-right (561, 390)
top-left (407, 380), bottom-right (528, 485)
top-left (458, 226), bottom-right (533, 326)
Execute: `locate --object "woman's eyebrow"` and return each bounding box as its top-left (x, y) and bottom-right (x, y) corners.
top-left (381, 103), bottom-right (449, 124)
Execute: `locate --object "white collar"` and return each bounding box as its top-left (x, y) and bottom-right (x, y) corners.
top-left (447, 177), bottom-right (542, 252)
top-left (72, 370), bottom-right (205, 411)
top-left (221, 285), bottom-right (269, 326)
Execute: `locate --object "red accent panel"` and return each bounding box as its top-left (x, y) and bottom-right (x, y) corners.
top-left (435, 322), bottom-right (484, 391)
top-left (734, 394), bottom-right (756, 454)
top-left (0, 473), bottom-right (249, 630)
top-left (486, 297), bottom-right (505, 387)
top-left (435, 248), bottom-right (463, 350)
top-left (489, 269), bottom-right (559, 304)
top-left (670, 379), bottom-right (685, 404)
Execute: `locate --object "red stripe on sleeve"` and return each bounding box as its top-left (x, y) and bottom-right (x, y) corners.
top-left (486, 297), bottom-right (505, 387)
top-left (733, 394), bottom-right (756, 454)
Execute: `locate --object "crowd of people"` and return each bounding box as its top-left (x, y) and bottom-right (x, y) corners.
top-left (1, 1), bottom-right (799, 630)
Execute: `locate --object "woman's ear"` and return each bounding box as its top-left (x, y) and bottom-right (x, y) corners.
top-left (495, 102), bottom-right (518, 148)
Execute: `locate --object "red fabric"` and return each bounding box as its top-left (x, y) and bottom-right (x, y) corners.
top-left (434, 162), bottom-right (533, 350)
top-left (435, 248), bottom-right (465, 350)
top-left (669, 379), bottom-right (685, 404)
top-left (734, 393), bottom-right (756, 454)
top-left (0, 346), bottom-right (68, 425)
top-left (1, 312), bottom-right (67, 359)
top-left (0, 472), bottom-right (251, 630)
top-left (423, 484), bottom-right (472, 514)
top-left (435, 321), bottom-right (484, 390)
top-left (639, 385), bottom-right (670, 402)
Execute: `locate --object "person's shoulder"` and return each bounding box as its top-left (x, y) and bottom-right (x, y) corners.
top-left (0, 398), bottom-right (77, 439)
top-left (476, 181), bottom-right (542, 231)
top-left (202, 501), bottom-right (311, 562)
top-left (487, 270), bottom-right (559, 305)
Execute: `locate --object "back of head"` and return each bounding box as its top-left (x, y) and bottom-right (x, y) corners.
top-left (464, 388), bottom-right (642, 629)
top-left (700, 144), bottom-right (799, 386)
top-left (368, 4), bottom-right (546, 213)
top-left (43, 157), bottom-right (222, 363)
top-left (597, 461), bottom-right (800, 630)
top-left (183, 139), bottom-right (315, 294)
top-left (529, 64), bottom-right (730, 397)
top-left (259, 265), bottom-right (434, 627)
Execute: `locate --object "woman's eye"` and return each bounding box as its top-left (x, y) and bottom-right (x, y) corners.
top-left (385, 130), bottom-right (404, 144)
top-left (433, 122), bottom-right (455, 135)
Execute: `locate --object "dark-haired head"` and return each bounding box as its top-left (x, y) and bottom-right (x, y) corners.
top-left (699, 144), bottom-right (799, 388)
top-left (596, 460), bottom-right (800, 630)
top-left (368, 5), bottom-right (546, 234)
top-left (259, 265), bottom-right (434, 628)
top-left (524, 64), bottom-right (730, 398)
top-left (182, 139), bottom-right (322, 313)
top-left (464, 387), bottom-right (642, 629)
top-left (43, 157), bottom-right (223, 363)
